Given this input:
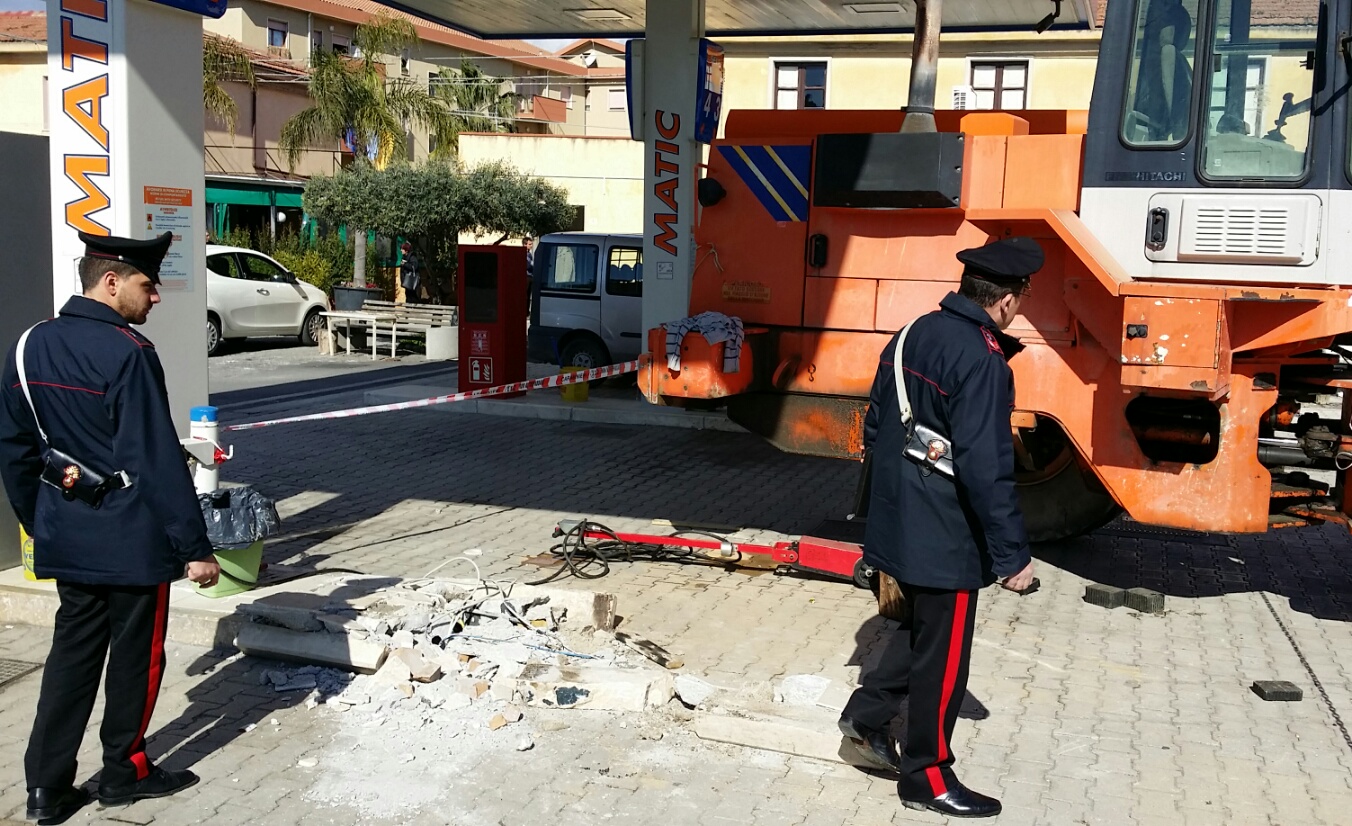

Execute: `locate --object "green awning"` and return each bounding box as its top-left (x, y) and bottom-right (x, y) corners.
top-left (275, 191), bottom-right (304, 208)
top-left (206, 186), bottom-right (270, 207)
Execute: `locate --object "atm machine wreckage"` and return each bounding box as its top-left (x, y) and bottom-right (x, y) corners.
top-left (554, 0), bottom-right (1352, 586)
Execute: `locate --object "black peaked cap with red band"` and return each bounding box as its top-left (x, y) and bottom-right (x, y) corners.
top-left (955, 236), bottom-right (1045, 287)
top-left (78, 231), bottom-right (173, 285)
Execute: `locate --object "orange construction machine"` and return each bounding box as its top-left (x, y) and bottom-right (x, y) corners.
top-left (639, 0), bottom-right (1352, 541)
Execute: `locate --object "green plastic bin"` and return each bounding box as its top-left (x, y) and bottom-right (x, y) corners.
top-left (193, 541), bottom-right (263, 599)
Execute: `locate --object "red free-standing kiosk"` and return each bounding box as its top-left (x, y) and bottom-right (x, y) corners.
top-left (457, 245), bottom-right (528, 395)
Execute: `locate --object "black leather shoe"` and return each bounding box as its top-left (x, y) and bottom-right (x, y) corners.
top-left (838, 714), bottom-right (903, 773)
top-left (901, 782), bottom-right (1002, 818)
top-left (98, 767), bottom-right (199, 806)
top-left (26, 786), bottom-right (90, 825)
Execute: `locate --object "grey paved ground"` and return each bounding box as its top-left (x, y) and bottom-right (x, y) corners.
top-left (0, 352), bottom-right (1349, 825)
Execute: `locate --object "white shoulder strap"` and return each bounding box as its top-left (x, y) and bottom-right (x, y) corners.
top-left (892, 320), bottom-right (916, 426)
top-left (15, 323), bottom-right (48, 444)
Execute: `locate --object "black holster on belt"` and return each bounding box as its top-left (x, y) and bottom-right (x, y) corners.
top-left (39, 448), bottom-right (131, 509)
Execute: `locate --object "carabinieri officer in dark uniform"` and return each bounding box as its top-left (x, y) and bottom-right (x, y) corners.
top-left (0, 231), bottom-right (221, 824)
top-left (839, 237), bottom-right (1042, 819)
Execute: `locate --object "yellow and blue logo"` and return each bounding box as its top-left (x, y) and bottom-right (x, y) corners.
top-left (716, 145), bottom-right (812, 223)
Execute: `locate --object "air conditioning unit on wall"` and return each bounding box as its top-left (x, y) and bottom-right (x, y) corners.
top-left (951, 85), bottom-right (975, 110)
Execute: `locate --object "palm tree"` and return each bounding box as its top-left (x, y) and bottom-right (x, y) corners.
top-left (433, 59), bottom-right (516, 155)
top-left (279, 13), bottom-right (450, 286)
top-left (203, 34), bottom-right (256, 135)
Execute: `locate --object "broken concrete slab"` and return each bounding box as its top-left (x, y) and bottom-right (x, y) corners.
top-left (674, 675), bottom-right (720, 708)
top-left (237, 594), bottom-right (332, 631)
top-left (510, 664), bottom-right (674, 712)
top-left (614, 632), bottom-right (684, 670)
top-left (813, 681), bottom-right (853, 713)
top-left (235, 623), bottom-right (388, 674)
top-left (693, 713), bottom-right (848, 764)
top-left (774, 675), bottom-right (832, 707)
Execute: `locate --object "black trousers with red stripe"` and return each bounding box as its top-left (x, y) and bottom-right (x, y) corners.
top-left (26, 581), bottom-right (170, 791)
top-left (844, 584), bottom-right (979, 800)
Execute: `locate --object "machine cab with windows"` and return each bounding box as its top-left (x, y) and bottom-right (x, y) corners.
top-left (528, 232), bottom-right (644, 370)
top-left (1081, 0), bottom-right (1340, 284)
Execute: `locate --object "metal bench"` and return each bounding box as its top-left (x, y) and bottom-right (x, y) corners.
top-left (324, 300), bottom-right (459, 360)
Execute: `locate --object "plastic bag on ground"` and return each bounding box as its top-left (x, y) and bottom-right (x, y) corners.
top-left (199, 486), bottom-right (282, 550)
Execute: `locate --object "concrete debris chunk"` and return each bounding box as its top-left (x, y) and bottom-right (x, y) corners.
top-left (372, 656), bottom-right (413, 685)
top-left (398, 610), bottom-right (434, 634)
top-left (396, 682), bottom-right (415, 699)
top-left (389, 648), bottom-right (442, 684)
top-left (457, 679), bottom-right (491, 699)
top-left (235, 624), bottom-right (388, 674)
top-left (775, 675), bottom-right (832, 707)
top-left (615, 632), bottom-right (684, 670)
top-left (275, 674), bottom-right (318, 693)
top-left (511, 664), bottom-right (675, 712)
top-left (674, 675), bottom-right (719, 708)
top-left (390, 629), bottom-right (417, 649)
top-left (487, 713), bottom-right (509, 731)
top-left (515, 735), bottom-right (535, 751)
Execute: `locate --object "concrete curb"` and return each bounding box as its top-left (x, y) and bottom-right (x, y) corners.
top-left (0, 568), bottom-right (618, 654)
top-left (363, 385), bottom-right (747, 433)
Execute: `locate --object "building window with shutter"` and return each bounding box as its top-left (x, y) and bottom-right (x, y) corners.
top-left (969, 60), bottom-right (1029, 110)
top-left (562, 86), bottom-right (573, 109)
top-left (608, 87), bottom-right (626, 111)
top-left (331, 35), bottom-right (350, 55)
top-left (267, 20), bottom-right (288, 51)
top-left (773, 61), bottom-right (827, 109)
top-left (429, 72), bottom-right (440, 94)
top-left (401, 49), bottom-right (411, 76)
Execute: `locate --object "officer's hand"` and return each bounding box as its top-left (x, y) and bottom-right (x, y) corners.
top-left (1001, 561), bottom-right (1036, 594)
top-left (187, 557), bottom-right (222, 588)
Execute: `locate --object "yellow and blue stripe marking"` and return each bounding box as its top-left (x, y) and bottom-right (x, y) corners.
top-left (717, 144), bottom-right (812, 223)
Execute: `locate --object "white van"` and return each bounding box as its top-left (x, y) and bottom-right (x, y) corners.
top-left (528, 232), bottom-right (644, 369)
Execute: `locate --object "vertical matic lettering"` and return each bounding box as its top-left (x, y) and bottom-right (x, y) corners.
top-left (63, 155), bottom-right (111, 234)
top-left (60, 16), bottom-right (108, 71)
top-left (56, 2), bottom-right (112, 236)
top-left (62, 74), bottom-right (109, 150)
top-left (651, 110), bottom-right (681, 256)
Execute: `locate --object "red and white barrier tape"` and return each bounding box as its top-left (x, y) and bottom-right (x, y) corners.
top-left (224, 360), bottom-right (641, 432)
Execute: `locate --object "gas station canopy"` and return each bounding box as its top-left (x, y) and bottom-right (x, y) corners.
top-left (384, 0), bottom-right (1099, 39)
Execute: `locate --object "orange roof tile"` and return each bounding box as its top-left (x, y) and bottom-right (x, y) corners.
top-left (554, 37), bottom-right (628, 56)
top-left (0, 11), bottom-right (47, 44)
top-left (256, 0), bottom-right (622, 77)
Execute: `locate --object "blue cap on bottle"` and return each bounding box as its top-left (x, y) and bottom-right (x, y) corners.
top-left (189, 405), bottom-right (218, 423)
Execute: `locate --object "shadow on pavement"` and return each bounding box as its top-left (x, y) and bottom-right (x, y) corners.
top-left (1035, 519), bottom-right (1352, 622)
top-left (143, 578), bottom-right (402, 777)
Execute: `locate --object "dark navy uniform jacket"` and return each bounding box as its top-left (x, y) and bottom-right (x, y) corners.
top-left (0, 297), bottom-right (213, 585)
top-left (862, 292), bottom-right (1032, 590)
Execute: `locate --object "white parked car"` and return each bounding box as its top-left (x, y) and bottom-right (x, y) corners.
top-left (205, 245), bottom-right (329, 356)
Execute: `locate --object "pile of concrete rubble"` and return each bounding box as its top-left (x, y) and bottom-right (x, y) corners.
top-left (233, 577), bottom-right (678, 726)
